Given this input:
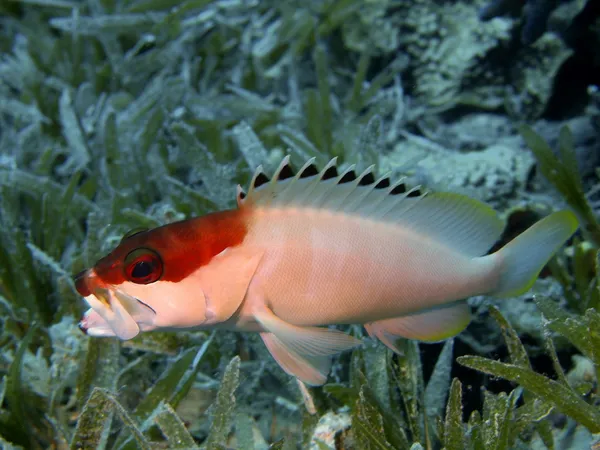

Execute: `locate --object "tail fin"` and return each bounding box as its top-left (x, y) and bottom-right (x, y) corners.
top-left (491, 210), bottom-right (578, 297)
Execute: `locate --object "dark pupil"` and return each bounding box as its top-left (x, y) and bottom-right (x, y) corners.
top-left (132, 260), bottom-right (153, 279)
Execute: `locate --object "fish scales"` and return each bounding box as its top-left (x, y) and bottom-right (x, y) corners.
top-left (241, 205), bottom-right (497, 326)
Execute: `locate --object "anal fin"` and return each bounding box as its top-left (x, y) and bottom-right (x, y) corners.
top-left (365, 302), bottom-right (471, 353)
top-left (255, 307), bottom-right (361, 385)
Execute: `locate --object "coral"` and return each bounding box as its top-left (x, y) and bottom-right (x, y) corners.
top-left (397, 0), bottom-right (512, 108)
top-left (428, 113), bottom-right (517, 151)
top-left (506, 33), bottom-right (573, 119)
top-left (383, 137), bottom-right (535, 208)
top-left (480, 0), bottom-right (597, 45)
top-left (310, 411), bottom-right (351, 449)
top-left (388, 0), bottom-right (572, 120)
top-left (480, 0), bottom-right (559, 44)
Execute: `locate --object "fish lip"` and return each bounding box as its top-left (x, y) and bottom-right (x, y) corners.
top-left (76, 270), bottom-right (157, 339)
top-left (74, 269), bottom-right (92, 297)
top-left (77, 278), bottom-right (156, 339)
top-left (78, 307), bottom-right (116, 337)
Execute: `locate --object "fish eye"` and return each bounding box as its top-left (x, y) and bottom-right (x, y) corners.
top-left (124, 248), bottom-right (163, 284)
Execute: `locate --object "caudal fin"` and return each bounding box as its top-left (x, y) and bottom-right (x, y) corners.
top-left (491, 210), bottom-right (579, 297)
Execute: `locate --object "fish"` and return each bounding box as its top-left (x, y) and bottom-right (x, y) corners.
top-left (74, 156), bottom-right (579, 385)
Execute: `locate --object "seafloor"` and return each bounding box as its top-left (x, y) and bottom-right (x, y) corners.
top-left (0, 0), bottom-right (599, 449)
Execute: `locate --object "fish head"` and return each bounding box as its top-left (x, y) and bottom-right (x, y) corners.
top-left (75, 225), bottom-right (213, 340)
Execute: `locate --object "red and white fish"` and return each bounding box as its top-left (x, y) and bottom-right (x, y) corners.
top-left (75, 157), bottom-right (578, 385)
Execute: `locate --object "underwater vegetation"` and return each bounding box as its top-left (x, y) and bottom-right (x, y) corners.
top-left (0, 0), bottom-right (599, 449)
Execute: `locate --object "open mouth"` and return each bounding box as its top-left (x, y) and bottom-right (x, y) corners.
top-left (76, 270), bottom-right (157, 340)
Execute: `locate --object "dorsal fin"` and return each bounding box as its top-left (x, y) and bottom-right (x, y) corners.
top-left (375, 177), bottom-right (390, 189)
top-left (299, 163), bottom-right (319, 178)
top-left (238, 157), bottom-right (504, 256)
top-left (339, 170), bottom-right (356, 183)
top-left (390, 182), bottom-right (406, 195)
top-left (277, 160), bottom-right (295, 180)
top-left (322, 166), bottom-right (338, 180)
top-left (253, 172), bottom-right (270, 188)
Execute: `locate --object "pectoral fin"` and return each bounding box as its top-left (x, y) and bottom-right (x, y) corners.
top-left (260, 332), bottom-right (332, 386)
top-left (254, 307), bottom-right (361, 385)
top-left (365, 302), bottom-right (471, 353)
top-left (201, 248), bottom-right (265, 325)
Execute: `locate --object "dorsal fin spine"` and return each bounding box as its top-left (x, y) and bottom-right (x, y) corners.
top-left (236, 185), bottom-right (246, 207)
top-left (296, 157), bottom-right (318, 181)
top-left (247, 165), bottom-right (266, 202)
top-left (290, 157), bottom-right (338, 206)
top-left (303, 158), bottom-right (341, 207)
top-left (243, 157), bottom-right (423, 214)
top-left (271, 156), bottom-right (292, 186)
top-left (268, 156), bottom-right (296, 205)
top-left (259, 156), bottom-right (293, 207)
top-left (285, 157), bottom-right (319, 204)
top-left (381, 187), bottom-right (425, 221)
top-left (368, 178), bottom-right (408, 219)
top-left (390, 180), bottom-right (407, 195)
top-left (355, 172), bottom-right (396, 216)
top-left (251, 165), bottom-right (264, 185)
top-left (372, 191), bottom-right (410, 220)
top-left (388, 178), bottom-right (407, 195)
top-left (319, 164), bottom-right (358, 210)
top-left (341, 165), bottom-right (376, 213)
top-left (296, 156), bottom-right (317, 180)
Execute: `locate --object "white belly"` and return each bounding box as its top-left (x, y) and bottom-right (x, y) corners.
top-left (241, 207), bottom-right (498, 326)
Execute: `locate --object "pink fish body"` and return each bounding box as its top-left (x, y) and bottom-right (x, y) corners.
top-left (75, 157), bottom-right (578, 385)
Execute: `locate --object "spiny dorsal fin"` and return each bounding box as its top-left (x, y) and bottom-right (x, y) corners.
top-left (237, 157), bottom-right (504, 256)
top-left (239, 156), bottom-right (423, 208)
top-left (299, 162), bottom-right (319, 178)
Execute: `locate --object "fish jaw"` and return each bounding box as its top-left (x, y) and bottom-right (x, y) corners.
top-left (79, 308), bottom-right (117, 337)
top-left (76, 269), bottom-right (158, 340)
